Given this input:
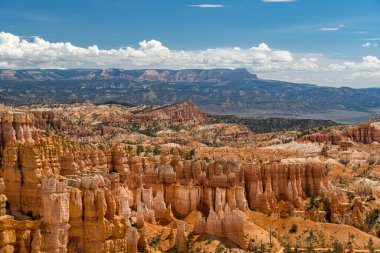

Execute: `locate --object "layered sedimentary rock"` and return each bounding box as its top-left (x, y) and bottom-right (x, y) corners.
top-left (0, 112), bottom-right (36, 147)
top-left (1, 110), bottom-right (376, 252)
top-left (33, 111), bottom-right (67, 132)
top-left (176, 220), bottom-right (188, 253)
top-left (194, 205), bottom-right (245, 248)
top-left (300, 120), bottom-right (380, 145)
top-left (41, 176), bottom-right (70, 252)
top-left (0, 134), bottom-right (330, 252)
top-left (348, 121), bottom-right (380, 144)
top-left (244, 157), bottom-right (326, 212)
top-left (329, 197), bottom-right (366, 229)
top-left (135, 102), bottom-right (207, 122)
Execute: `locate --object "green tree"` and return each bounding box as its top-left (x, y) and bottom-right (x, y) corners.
top-left (136, 145), bottom-right (144, 156)
top-left (153, 145), bottom-right (162, 156)
top-left (145, 146), bottom-right (152, 154)
top-left (306, 230), bottom-right (317, 253)
top-left (185, 149), bottom-right (195, 160)
top-left (215, 242), bottom-right (225, 253)
top-left (346, 191), bottom-right (355, 203)
top-left (366, 209), bottom-right (380, 230)
top-left (289, 224), bottom-right (298, 234)
top-left (322, 198), bottom-right (332, 222)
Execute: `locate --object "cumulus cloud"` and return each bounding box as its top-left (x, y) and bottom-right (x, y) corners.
top-left (188, 4), bottom-right (224, 8)
top-left (0, 31), bottom-right (379, 87)
top-left (0, 32), bottom-right (304, 72)
top-left (328, 56), bottom-right (380, 72)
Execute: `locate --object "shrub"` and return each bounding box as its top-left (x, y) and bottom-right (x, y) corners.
top-left (153, 146), bottom-right (162, 155)
top-left (289, 224), bottom-right (298, 234)
top-left (366, 209), bottom-right (380, 230)
top-left (136, 145), bottom-right (144, 156)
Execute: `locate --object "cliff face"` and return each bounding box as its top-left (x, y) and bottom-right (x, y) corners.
top-left (0, 127), bottom-right (331, 252)
top-left (0, 112), bottom-right (37, 147)
top-left (348, 121), bottom-right (380, 144)
top-left (0, 110), bottom-right (379, 252)
top-left (300, 120), bottom-right (380, 145)
top-left (135, 101), bottom-right (207, 122)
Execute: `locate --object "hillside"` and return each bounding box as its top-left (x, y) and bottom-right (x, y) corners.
top-left (211, 115), bottom-right (339, 133)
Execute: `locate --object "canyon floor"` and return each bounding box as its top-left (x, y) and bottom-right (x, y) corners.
top-left (0, 101), bottom-right (380, 252)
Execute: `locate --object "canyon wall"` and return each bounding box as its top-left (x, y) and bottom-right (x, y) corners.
top-left (0, 112), bottom-right (338, 252)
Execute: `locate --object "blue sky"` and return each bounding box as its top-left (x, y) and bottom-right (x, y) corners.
top-left (0, 0), bottom-right (379, 87)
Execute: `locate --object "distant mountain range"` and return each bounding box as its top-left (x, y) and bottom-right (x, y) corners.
top-left (0, 68), bottom-right (257, 82)
top-left (0, 68), bottom-right (379, 123)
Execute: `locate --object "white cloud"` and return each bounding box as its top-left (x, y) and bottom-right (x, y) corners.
top-left (362, 42), bottom-right (378, 48)
top-left (188, 4), bottom-right (224, 8)
top-left (262, 0), bottom-right (296, 2)
top-left (362, 42), bottom-right (371, 48)
top-left (320, 27), bottom-right (339, 31)
top-left (0, 32), bottom-right (379, 88)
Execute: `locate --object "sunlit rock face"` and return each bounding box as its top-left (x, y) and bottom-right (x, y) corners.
top-left (0, 107), bottom-right (380, 252)
top-left (0, 112), bottom-right (36, 147)
top-left (348, 121), bottom-right (380, 144)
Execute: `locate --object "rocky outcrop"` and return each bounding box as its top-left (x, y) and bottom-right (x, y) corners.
top-left (348, 121), bottom-right (380, 144)
top-left (329, 197), bottom-right (366, 229)
top-left (0, 134), bottom-right (332, 252)
top-left (300, 120), bottom-right (380, 145)
top-left (41, 176), bottom-right (70, 252)
top-left (135, 102), bottom-right (207, 122)
top-left (194, 205), bottom-right (245, 248)
top-left (1, 109), bottom-right (376, 252)
top-left (0, 112), bottom-right (36, 147)
top-left (244, 158), bottom-right (326, 212)
top-left (176, 220), bottom-right (188, 253)
top-left (33, 111), bottom-right (66, 131)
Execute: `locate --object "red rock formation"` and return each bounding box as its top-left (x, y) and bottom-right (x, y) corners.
top-left (194, 205), bottom-right (246, 249)
top-left (135, 102), bottom-right (207, 122)
top-left (1, 110), bottom-right (378, 252)
top-left (0, 112), bottom-right (36, 147)
top-left (348, 121), bottom-right (380, 144)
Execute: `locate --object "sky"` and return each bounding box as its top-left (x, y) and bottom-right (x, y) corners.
top-left (0, 0), bottom-right (380, 88)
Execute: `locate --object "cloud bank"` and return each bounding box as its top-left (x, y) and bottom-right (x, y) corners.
top-left (0, 32), bottom-right (379, 88)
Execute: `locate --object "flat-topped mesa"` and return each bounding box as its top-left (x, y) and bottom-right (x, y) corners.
top-left (137, 68), bottom-right (258, 83)
top-left (135, 101), bottom-right (207, 122)
top-left (0, 112), bottom-right (37, 147)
